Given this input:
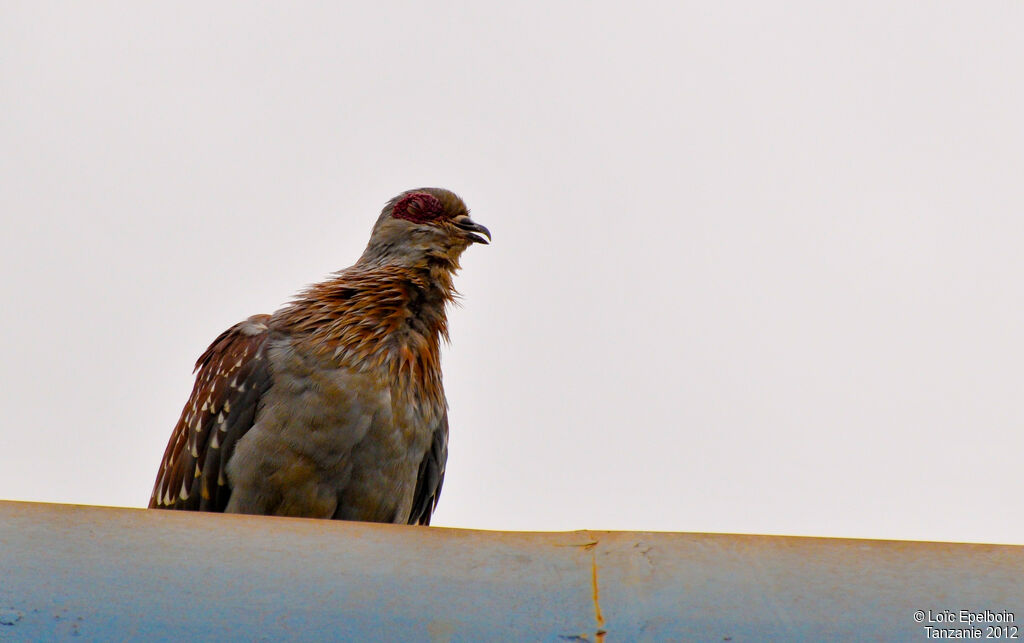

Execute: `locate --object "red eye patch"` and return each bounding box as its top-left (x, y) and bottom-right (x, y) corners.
top-left (392, 192), bottom-right (444, 223)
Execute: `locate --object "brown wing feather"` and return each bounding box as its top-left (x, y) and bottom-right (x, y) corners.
top-left (149, 315), bottom-right (273, 512)
top-left (408, 411), bottom-right (448, 525)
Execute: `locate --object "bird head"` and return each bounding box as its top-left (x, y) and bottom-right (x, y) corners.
top-left (359, 188), bottom-right (490, 269)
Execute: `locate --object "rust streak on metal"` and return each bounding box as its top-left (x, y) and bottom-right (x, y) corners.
top-left (591, 547), bottom-right (607, 642)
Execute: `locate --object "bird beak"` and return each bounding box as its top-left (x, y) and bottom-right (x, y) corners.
top-left (453, 216), bottom-right (491, 245)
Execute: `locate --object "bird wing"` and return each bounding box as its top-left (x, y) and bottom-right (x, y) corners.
top-left (149, 315), bottom-right (273, 512)
top-left (408, 410), bottom-right (448, 525)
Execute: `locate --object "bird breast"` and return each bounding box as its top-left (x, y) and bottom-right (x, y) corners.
top-left (224, 335), bottom-right (443, 521)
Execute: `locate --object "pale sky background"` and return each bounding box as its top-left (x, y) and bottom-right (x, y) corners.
top-left (1, 2), bottom-right (1022, 544)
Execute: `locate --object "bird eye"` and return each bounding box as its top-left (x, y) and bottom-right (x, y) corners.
top-left (392, 192), bottom-right (444, 223)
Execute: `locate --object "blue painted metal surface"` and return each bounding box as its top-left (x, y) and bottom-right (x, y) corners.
top-left (0, 500), bottom-right (1021, 641)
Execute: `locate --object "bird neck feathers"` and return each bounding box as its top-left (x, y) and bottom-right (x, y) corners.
top-left (278, 264), bottom-right (457, 388)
